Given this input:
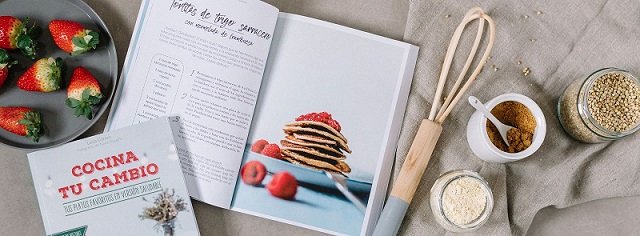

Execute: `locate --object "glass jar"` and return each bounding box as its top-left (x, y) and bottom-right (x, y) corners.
top-left (557, 68), bottom-right (640, 143)
top-left (429, 170), bottom-right (494, 232)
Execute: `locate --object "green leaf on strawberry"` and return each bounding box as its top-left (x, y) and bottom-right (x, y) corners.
top-left (83, 106), bottom-right (92, 120)
top-left (65, 98), bottom-right (81, 107)
top-left (88, 95), bottom-right (102, 105)
top-left (70, 30), bottom-right (100, 56)
top-left (66, 88), bottom-right (104, 120)
top-left (72, 37), bottom-right (88, 49)
top-left (0, 49), bottom-right (17, 69)
top-left (17, 111), bottom-right (42, 142)
top-left (16, 18), bottom-right (39, 60)
top-left (0, 49), bottom-right (9, 64)
top-left (87, 31), bottom-right (100, 48)
top-left (82, 89), bottom-right (91, 100)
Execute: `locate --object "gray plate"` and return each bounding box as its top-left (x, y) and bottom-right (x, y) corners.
top-left (0, 0), bottom-right (117, 150)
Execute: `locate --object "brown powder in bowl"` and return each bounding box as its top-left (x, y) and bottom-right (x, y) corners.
top-left (485, 101), bottom-right (536, 153)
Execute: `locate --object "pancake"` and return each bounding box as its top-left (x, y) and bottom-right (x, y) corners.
top-left (281, 137), bottom-right (344, 157)
top-left (285, 121), bottom-right (347, 143)
top-left (282, 154), bottom-right (344, 173)
top-left (282, 149), bottom-right (351, 173)
top-left (283, 126), bottom-right (351, 153)
top-left (283, 157), bottom-right (347, 176)
top-left (280, 145), bottom-right (345, 161)
top-left (291, 133), bottom-right (337, 145)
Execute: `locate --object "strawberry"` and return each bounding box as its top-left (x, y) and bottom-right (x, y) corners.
top-left (0, 107), bottom-right (43, 142)
top-left (65, 67), bottom-right (103, 119)
top-left (0, 16), bottom-right (39, 59)
top-left (17, 57), bottom-right (63, 92)
top-left (0, 49), bottom-right (17, 88)
top-left (49, 20), bottom-right (99, 56)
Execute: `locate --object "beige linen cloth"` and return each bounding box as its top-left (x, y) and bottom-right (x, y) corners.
top-left (394, 0), bottom-right (640, 235)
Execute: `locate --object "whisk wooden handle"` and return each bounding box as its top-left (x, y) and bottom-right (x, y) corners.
top-left (372, 120), bottom-right (442, 236)
top-left (390, 120), bottom-right (443, 202)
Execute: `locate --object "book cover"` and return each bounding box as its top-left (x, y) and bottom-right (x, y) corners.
top-left (28, 117), bottom-right (200, 236)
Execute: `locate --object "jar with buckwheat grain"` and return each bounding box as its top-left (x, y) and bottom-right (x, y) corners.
top-left (558, 68), bottom-right (640, 143)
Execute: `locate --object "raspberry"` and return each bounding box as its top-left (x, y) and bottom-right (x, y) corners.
top-left (240, 161), bottom-right (267, 186)
top-left (267, 172), bottom-right (298, 200)
top-left (326, 119), bottom-right (342, 132)
top-left (251, 139), bottom-right (269, 153)
top-left (260, 144), bottom-right (282, 159)
top-left (295, 112), bottom-right (341, 131)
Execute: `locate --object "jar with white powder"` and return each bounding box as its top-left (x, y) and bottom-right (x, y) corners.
top-left (429, 170), bottom-right (494, 232)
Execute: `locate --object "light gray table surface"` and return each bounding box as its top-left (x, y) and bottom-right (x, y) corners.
top-left (1, 0), bottom-right (638, 235)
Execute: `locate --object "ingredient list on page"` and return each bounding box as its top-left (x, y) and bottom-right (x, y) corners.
top-left (106, 0), bottom-right (279, 208)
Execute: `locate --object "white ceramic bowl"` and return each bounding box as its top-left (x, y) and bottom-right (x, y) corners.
top-left (466, 93), bottom-right (546, 163)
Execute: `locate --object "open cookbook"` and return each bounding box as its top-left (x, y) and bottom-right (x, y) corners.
top-left (105, 0), bottom-right (418, 235)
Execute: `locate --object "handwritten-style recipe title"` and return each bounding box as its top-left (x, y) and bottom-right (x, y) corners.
top-left (169, 0), bottom-right (272, 46)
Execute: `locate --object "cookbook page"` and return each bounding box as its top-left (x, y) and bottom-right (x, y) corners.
top-left (106, 0), bottom-right (278, 208)
top-left (231, 13), bottom-right (418, 236)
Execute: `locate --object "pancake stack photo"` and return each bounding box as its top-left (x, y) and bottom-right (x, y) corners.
top-left (280, 113), bottom-right (352, 175)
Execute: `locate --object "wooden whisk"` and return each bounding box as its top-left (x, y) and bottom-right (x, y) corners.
top-left (372, 7), bottom-right (495, 236)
